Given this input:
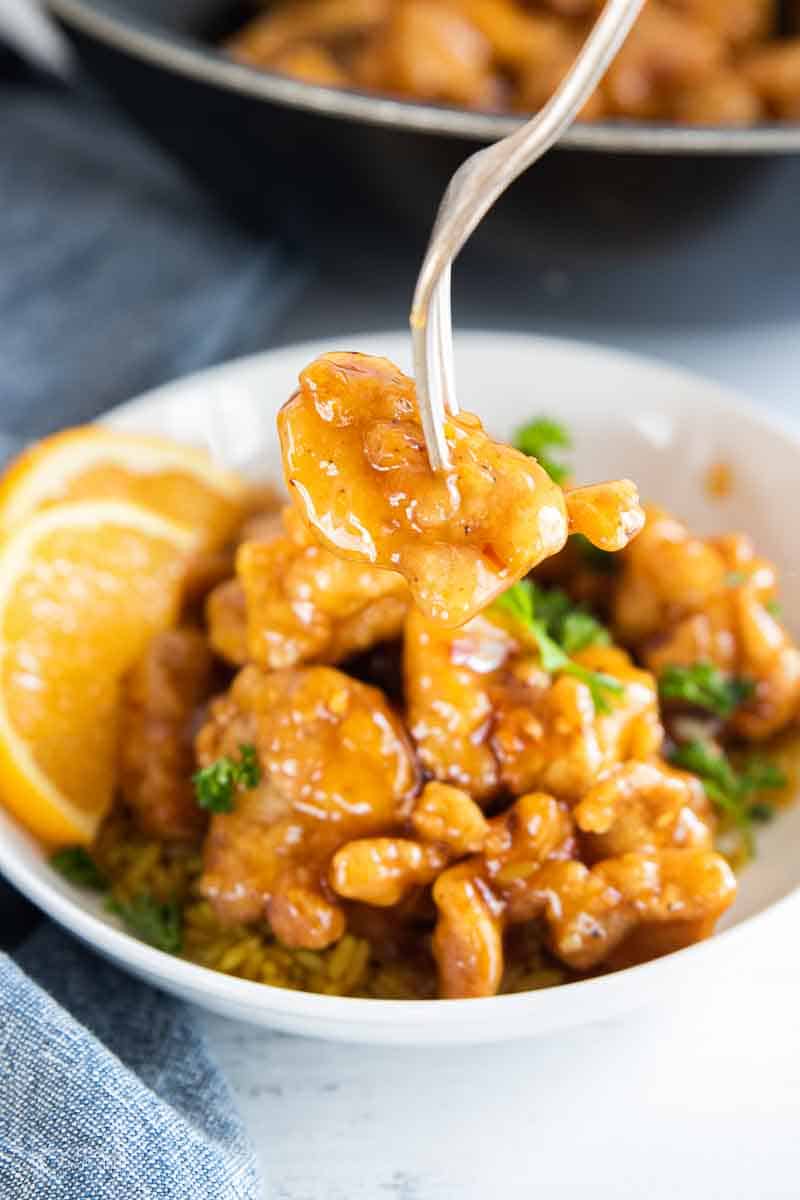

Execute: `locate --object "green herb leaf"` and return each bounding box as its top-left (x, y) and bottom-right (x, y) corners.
top-left (671, 742), bottom-right (786, 803)
top-left (497, 581), bottom-right (610, 652)
top-left (669, 739), bottom-right (754, 856)
top-left (491, 581), bottom-right (620, 713)
top-left (525, 584), bottom-right (571, 631)
top-left (669, 739), bottom-right (786, 860)
top-left (739, 755), bottom-right (787, 794)
top-left (560, 610), bottom-right (611, 656)
top-left (534, 582), bottom-right (610, 650)
top-left (527, 620), bottom-right (571, 674)
top-left (235, 744), bottom-right (261, 789)
top-left (493, 581), bottom-right (536, 628)
top-left (658, 662), bottom-right (754, 719)
top-left (669, 739), bottom-right (741, 797)
top-left (766, 599), bottom-right (783, 619)
top-left (107, 894), bottom-right (182, 953)
top-left (514, 417), bottom-right (571, 484)
top-left (724, 570), bottom-right (747, 588)
top-left (50, 846), bottom-right (108, 891)
top-left (193, 743), bottom-right (262, 813)
top-left (572, 533), bottom-right (619, 575)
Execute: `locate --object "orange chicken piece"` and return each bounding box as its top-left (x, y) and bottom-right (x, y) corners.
top-left (279, 351), bottom-right (643, 627)
top-left (197, 665), bottom-right (419, 948)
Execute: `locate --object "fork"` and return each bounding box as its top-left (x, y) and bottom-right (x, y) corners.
top-left (410, 0), bottom-right (647, 472)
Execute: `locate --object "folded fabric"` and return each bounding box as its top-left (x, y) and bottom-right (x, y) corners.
top-left (0, 74), bottom-right (308, 440)
top-left (1, 925), bottom-right (260, 1199)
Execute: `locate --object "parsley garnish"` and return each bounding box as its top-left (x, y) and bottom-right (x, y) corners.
top-left (193, 743), bottom-right (261, 813)
top-left (560, 611), bottom-right (610, 655)
top-left (766, 599), bottom-right (783, 619)
top-left (669, 739), bottom-right (786, 857)
top-left (50, 847), bottom-right (108, 891)
top-left (572, 533), bottom-right (619, 575)
top-left (659, 662), bottom-right (754, 719)
top-left (512, 420), bottom-right (621, 574)
top-left (523, 583), bottom-right (611, 655)
top-left (107, 894), bottom-right (183, 954)
top-left (738, 755), bottom-right (787, 794)
top-left (492, 580), bottom-right (622, 713)
top-left (514, 417), bottom-right (571, 484)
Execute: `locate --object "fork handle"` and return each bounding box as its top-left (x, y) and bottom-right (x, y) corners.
top-left (412, 0), bottom-right (646, 327)
top-left (411, 0), bottom-right (646, 473)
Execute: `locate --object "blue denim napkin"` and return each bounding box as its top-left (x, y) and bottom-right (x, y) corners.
top-left (1, 927), bottom-right (260, 1199)
top-left (1, 76), bottom-right (308, 439)
top-left (0, 65), bottom-right (310, 1196)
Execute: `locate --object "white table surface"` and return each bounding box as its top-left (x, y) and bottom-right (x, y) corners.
top-left (200, 319), bottom-right (800, 1200)
top-left (202, 895), bottom-right (800, 1199)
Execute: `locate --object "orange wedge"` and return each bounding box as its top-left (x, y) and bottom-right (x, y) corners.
top-left (0, 500), bottom-right (199, 845)
top-left (0, 426), bottom-right (247, 548)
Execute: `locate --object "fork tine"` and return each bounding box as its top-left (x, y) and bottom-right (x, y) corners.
top-left (435, 267), bottom-right (459, 417)
top-left (412, 311), bottom-right (451, 472)
top-left (427, 298), bottom-right (451, 465)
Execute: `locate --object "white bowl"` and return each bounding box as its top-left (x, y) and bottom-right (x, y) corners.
top-left (2, 330), bottom-right (799, 1044)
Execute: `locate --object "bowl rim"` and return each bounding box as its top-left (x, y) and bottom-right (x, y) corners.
top-left (4, 812), bottom-right (800, 1026)
top-left (47, 0), bottom-right (800, 156)
top-left (3, 327), bottom-right (800, 1029)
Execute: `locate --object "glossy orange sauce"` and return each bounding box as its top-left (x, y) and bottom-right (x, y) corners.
top-left (278, 352), bottom-right (643, 626)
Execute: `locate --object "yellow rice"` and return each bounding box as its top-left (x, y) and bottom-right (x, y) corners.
top-left (91, 737), bottom-right (800, 998)
top-left (92, 808), bottom-right (567, 999)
